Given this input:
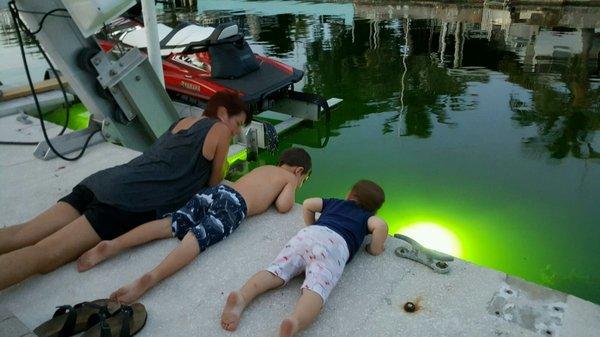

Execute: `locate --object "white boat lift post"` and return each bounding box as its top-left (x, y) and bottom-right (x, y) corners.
top-left (140, 0), bottom-right (164, 87)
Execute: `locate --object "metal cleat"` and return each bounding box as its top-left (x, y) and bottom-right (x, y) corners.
top-left (16, 111), bottom-right (33, 125)
top-left (393, 234), bottom-right (454, 274)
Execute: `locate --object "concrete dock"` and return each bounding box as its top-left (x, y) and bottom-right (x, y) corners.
top-left (1, 115), bottom-right (599, 337)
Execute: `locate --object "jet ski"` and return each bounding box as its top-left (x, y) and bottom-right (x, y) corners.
top-left (99, 18), bottom-right (329, 116)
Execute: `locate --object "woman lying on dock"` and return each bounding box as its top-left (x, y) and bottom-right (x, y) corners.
top-left (0, 92), bottom-right (250, 290)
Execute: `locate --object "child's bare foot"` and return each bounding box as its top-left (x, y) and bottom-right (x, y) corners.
top-left (77, 240), bottom-right (115, 272)
top-left (278, 318), bottom-right (298, 337)
top-left (221, 291), bottom-right (247, 331)
top-left (110, 274), bottom-right (154, 304)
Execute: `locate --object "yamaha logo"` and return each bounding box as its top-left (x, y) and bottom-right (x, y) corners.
top-left (181, 81), bottom-right (201, 92)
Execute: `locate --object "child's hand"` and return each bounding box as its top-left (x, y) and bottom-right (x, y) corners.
top-left (289, 171), bottom-right (302, 189)
top-left (295, 173), bottom-right (304, 189)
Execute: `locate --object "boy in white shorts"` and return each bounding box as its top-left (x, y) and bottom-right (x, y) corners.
top-left (221, 180), bottom-right (389, 337)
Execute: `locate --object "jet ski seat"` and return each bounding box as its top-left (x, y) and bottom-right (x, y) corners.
top-left (120, 22), bottom-right (240, 56)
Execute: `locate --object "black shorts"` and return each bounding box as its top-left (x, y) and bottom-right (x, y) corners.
top-left (58, 185), bottom-right (156, 240)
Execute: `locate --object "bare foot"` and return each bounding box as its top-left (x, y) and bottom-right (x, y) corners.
top-left (278, 318), bottom-right (298, 337)
top-left (110, 274), bottom-right (154, 304)
top-left (77, 241), bottom-right (115, 272)
top-left (221, 291), bottom-right (247, 331)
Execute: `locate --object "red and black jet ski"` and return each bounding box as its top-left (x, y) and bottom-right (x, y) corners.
top-left (99, 18), bottom-right (328, 115)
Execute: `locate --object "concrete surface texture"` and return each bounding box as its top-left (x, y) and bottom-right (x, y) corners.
top-left (1, 115), bottom-right (599, 337)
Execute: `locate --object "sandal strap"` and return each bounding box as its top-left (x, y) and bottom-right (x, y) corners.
top-left (97, 305), bottom-right (134, 337)
top-left (73, 301), bottom-right (113, 328)
top-left (52, 305), bottom-right (77, 337)
top-left (86, 307), bottom-right (112, 329)
top-left (99, 317), bottom-right (112, 337)
top-left (118, 306), bottom-right (133, 337)
top-left (52, 305), bottom-right (72, 318)
top-left (74, 301), bottom-right (105, 311)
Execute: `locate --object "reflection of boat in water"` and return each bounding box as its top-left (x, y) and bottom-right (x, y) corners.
top-left (288, 118), bottom-right (331, 149)
top-left (446, 66), bottom-right (491, 81)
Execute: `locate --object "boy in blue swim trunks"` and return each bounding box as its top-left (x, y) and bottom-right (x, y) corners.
top-left (221, 180), bottom-right (388, 337)
top-left (76, 148), bottom-right (312, 304)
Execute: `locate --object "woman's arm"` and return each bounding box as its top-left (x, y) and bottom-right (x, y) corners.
top-left (204, 123), bottom-right (232, 187)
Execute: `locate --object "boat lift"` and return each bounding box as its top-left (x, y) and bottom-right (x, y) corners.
top-left (11, 0), bottom-right (340, 161)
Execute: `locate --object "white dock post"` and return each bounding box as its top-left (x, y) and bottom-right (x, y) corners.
top-left (141, 0), bottom-right (165, 87)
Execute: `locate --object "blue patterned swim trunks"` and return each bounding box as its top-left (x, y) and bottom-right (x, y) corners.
top-left (170, 184), bottom-right (247, 251)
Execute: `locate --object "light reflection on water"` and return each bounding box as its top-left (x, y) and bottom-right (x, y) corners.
top-left (398, 222), bottom-right (463, 258)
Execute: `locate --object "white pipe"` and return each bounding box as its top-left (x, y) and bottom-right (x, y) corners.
top-left (141, 0), bottom-right (164, 87)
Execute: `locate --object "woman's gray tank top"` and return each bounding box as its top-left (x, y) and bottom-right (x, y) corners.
top-left (80, 117), bottom-right (218, 215)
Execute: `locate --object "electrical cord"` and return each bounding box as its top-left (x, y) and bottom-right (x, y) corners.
top-left (12, 8), bottom-right (70, 17)
top-left (2, 1), bottom-right (99, 160)
top-left (2, 2), bottom-right (70, 143)
top-left (30, 9), bottom-right (69, 34)
top-left (11, 2), bottom-right (71, 137)
top-left (0, 140), bottom-right (39, 145)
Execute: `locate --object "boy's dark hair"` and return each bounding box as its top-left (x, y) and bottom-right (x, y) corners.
top-left (203, 92), bottom-right (252, 126)
top-left (278, 147), bottom-right (312, 174)
top-left (349, 180), bottom-right (385, 213)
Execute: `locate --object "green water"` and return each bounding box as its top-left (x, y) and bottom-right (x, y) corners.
top-left (1, 1), bottom-right (598, 303)
top-left (203, 3), bottom-right (600, 303)
top-left (44, 103), bottom-right (91, 130)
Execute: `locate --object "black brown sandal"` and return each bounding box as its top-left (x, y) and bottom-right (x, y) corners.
top-left (34, 299), bottom-right (120, 337)
top-left (82, 303), bottom-right (147, 337)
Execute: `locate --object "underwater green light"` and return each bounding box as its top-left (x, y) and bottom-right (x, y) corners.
top-left (227, 148), bottom-right (248, 165)
top-left (396, 222), bottom-right (462, 258)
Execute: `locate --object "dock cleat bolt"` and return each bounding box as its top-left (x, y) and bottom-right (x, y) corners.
top-left (404, 302), bottom-right (416, 313)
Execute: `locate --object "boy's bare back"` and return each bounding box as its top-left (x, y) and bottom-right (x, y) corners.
top-left (230, 165), bottom-right (296, 216)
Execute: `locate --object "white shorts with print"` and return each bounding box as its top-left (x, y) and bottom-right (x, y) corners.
top-left (266, 225), bottom-right (350, 302)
